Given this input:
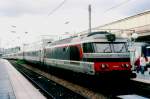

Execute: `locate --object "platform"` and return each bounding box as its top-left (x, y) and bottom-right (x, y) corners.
top-left (0, 59), bottom-right (45, 99)
top-left (117, 94), bottom-right (148, 99)
top-left (132, 69), bottom-right (150, 84)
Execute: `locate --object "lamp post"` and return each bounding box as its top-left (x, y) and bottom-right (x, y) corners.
top-left (130, 32), bottom-right (139, 70)
top-left (131, 33), bottom-right (138, 40)
top-left (22, 32), bottom-right (28, 59)
top-left (10, 25), bottom-right (18, 47)
top-left (10, 25), bottom-right (29, 59)
top-left (63, 20), bottom-right (71, 40)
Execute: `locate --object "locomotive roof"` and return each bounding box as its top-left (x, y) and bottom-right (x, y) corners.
top-left (46, 31), bottom-right (128, 48)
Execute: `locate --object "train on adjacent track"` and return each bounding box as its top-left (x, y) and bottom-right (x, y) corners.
top-left (4, 31), bottom-right (136, 78)
top-left (130, 42), bottom-right (150, 69)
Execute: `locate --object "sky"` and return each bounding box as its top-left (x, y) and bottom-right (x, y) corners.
top-left (0, 0), bottom-right (150, 48)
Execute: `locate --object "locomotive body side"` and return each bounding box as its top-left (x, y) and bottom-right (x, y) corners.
top-left (44, 43), bottom-right (95, 75)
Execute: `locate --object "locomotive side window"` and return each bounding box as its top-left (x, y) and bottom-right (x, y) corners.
top-left (45, 47), bottom-right (70, 60)
top-left (83, 43), bottom-right (94, 53)
top-left (70, 46), bottom-right (80, 61)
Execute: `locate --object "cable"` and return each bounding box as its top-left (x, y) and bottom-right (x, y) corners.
top-left (48, 0), bottom-right (67, 16)
top-left (104, 0), bottom-right (132, 13)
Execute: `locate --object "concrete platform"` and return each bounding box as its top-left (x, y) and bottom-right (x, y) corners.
top-left (132, 69), bottom-right (150, 84)
top-left (0, 59), bottom-right (46, 99)
top-left (117, 94), bottom-right (148, 99)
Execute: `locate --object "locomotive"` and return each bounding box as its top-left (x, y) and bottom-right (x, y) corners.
top-left (4, 31), bottom-right (136, 78)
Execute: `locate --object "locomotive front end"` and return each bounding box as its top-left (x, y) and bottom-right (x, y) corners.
top-left (82, 33), bottom-right (135, 78)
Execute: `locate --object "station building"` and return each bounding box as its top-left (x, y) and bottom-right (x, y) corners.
top-left (3, 47), bottom-right (20, 55)
top-left (94, 11), bottom-right (150, 38)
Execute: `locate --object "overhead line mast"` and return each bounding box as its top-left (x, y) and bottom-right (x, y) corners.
top-left (88, 4), bottom-right (92, 34)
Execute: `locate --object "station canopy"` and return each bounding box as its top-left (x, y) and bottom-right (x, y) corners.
top-left (136, 35), bottom-right (150, 42)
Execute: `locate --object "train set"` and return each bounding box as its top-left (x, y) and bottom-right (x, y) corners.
top-left (3, 31), bottom-right (136, 78)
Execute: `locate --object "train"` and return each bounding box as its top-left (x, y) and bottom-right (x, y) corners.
top-left (3, 31), bottom-right (136, 78)
top-left (130, 42), bottom-right (150, 69)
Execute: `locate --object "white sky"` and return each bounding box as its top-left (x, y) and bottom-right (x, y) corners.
top-left (0, 0), bottom-right (150, 48)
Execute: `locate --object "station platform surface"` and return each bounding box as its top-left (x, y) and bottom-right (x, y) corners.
top-left (0, 59), bottom-right (46, 99)
top-left (117, 94), bottom-right (148, 99)
top-left (132, 69), bottom-right (150, 84)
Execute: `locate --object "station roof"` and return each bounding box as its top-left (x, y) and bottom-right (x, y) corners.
top-left (136, 35), bottom-right (150, 42)
top-left (95, 10), bottom-right (150, 29)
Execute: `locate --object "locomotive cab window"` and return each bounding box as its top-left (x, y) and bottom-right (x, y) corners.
top-left (83, 42), bottom-right (128, 53)
top-left (94, 42), bottom-right (127, 53)
top-left (112, 42), bottom-right (128, 53)
top-left (94, 43), bottom-right (111, 53)
top-left (83, 43), bottom-right (94, 53)
top-left (146, 46), bottom-right (150, 56)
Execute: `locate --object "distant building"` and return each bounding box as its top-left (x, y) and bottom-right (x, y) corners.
top-left (0, 48), bottom-right (4, 57)
top-left (3, 47), bottom-right (20, 55)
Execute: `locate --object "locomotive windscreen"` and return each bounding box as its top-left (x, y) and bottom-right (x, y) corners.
top-left (146, 46), bottom-right (150, 56)
top-left (83, 42), bottom-right (128, 53)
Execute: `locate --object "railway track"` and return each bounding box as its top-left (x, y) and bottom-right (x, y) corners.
top-left (10, 60), bottom-right (86, 99)
top-left (130, 80), bottom-right (150, 97)
top-left (9, 60), bottom-right (150, 99)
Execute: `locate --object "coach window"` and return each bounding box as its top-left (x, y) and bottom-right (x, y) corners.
top-left (46, 49), bottom-right (50, 58)
top-left (63, 47), bottom-right (66, 52)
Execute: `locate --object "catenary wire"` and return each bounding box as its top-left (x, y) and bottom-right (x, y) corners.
top-left (104, 0), bottom-right (132, 13)
top-left (48, 0), bottom-right (67, 16)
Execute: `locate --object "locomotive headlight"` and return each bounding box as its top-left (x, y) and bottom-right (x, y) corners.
top-left (105, 64), bottom-right (109, 68)
top-left (125, 64), bottom-right (129, 68)
top-left (121, 64), bottom-right (124, 68)
top-left (101, 64), bottom-right (109, 69)
top-left (121, 64), bottom-right (129, 68)
top-left (101, 64), bottom-right (105, 68)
